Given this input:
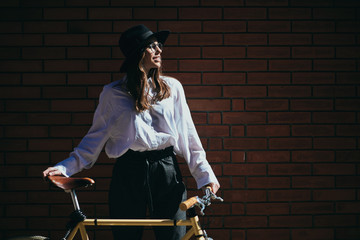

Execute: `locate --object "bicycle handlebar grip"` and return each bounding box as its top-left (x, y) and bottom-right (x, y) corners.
top-left (179, 196), bottom-right (199, 211)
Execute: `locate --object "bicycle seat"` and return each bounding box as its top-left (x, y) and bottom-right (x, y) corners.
top-left (48, 176), bottom-right (95, 190)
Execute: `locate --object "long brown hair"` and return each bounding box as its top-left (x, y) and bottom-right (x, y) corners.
top-left (126, 51), bottom-right (171, 112)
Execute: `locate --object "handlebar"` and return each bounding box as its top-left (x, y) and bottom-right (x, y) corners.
top-left (179, 187), bottom-right (223, 215)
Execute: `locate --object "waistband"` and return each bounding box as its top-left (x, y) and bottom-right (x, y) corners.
top-left (122, 146), bottom-right (174, 163)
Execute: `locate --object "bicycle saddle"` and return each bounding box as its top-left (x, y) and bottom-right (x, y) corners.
top-left (48, 176), bottom-right (95, 190)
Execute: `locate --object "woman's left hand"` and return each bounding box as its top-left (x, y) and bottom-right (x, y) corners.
top-left (202, 182), bottom-right (220, 194)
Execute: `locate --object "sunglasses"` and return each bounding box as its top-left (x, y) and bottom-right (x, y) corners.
top-left (147, 42), bottom-right (163, 52)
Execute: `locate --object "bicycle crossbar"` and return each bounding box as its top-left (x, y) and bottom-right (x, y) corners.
top-left (83, 218), bottom-right (193, 227)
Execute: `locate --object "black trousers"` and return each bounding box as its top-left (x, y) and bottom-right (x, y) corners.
top-left (108, 146), bottom-right (187, 240)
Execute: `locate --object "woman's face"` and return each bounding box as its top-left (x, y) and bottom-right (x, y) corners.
top-left (141, 40), bottom-right (163, 73)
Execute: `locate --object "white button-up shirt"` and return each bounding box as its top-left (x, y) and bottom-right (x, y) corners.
top-left (55, 76), bottom-right (219, 189)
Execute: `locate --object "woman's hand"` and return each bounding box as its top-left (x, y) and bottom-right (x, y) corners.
top-left (202, 182), bottom-right (220, 194)
top-left (42, 167), bottom-right (64, 178)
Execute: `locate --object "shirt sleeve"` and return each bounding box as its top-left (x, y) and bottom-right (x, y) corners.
top-left (173, 80), bottom-right (219, 189)
top-left (54, 86), bottom-right (114, 177)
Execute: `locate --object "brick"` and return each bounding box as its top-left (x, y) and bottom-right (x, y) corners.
top-left (0, 60), bottom-right (42, 72)
top-left (292, 72), bottom-right (335, 85)
top-left (336, 151), bottom-right (360, 162)
top-left (224, 33), bottom-right (267, 45)
top-left (292, 202), bottom-right (333, 214)
top-left (223, 112), bottom-right (266, 124)
top-left (314, 215), bottom-right (357, 227)
top-left (203, 21), bottom-right (246, 32)
top-left (89, 60), bottom-right (122, 72)
top-left (0, 87), bottom-right (41, 99)
top-left (24, 21), bottom-right (67, 33)
top-left (0, 22), bottom-right (22, 33)
top-left (28, 139), bottom-right (73, 151)
top-left (179, 7), bottom-right (222, 19)
top-left (224, 8), bottom-right (267, 19)
top-left (203, 73), bottom-right (246, 85)
top-left (337, 125), bottom-right (360, 136)
top-left (314, 60), bottom-right (356, 71)
top-left (208, 112), bottom-right (222, 124)
top-left (313, 189), bottom-right (356, 201)
top-left (45, 34), bottom-right (88, 46)
top-left (200, 0), bottom-right (244, 6)
top-left (23, 73), bottom-right (66, 85)
top-left (89, 7), bottom-right (132, 19)
top-left (224, 216), bottom-right (267, 228)
top-left (246, 0), bottom-right (288, 6)
top-left (0, 8), bottom-right (43, 20)
top-left (336, 21), bottom-right (360, 32)
top-left (248, 229), bottom-right (290, 240)
top-left (0, 73), bottom-right (21, 85)
top-left (336, 176), bottom-right (360, 188)
top-left (269, 163), bottom-right (311, 175)
top-left (180, 34), bottom-right (223, 45)
top-left (248, 47), bottom-right (290, 58)
top-left (232, 125), bottom-right (245, 136)
top-left (0, 47), bottom-right (20, 59)
top-left (292, 21), bottom-right (335, 32)
top-left (293, 176), bottom-right (335, 188)
top-left (163, 47), bottom-right (200, 59)
top-left (248, 72), bottom-right (290, 84)
top-left (247, 203), bottom-right (289, 215)
top-left (51, 100), bottom-right (95, 112)
top-left (314, 137), bottom-right (356, 149)
top-left (68, 47), bottom-right (111, 59)
top-left (179, 60), bottom-right (222, 71)
top-left (159, 21), bottom-right (201, 32)
top-left (6, 100), bottom-right (50, 112)
top-left (292, 125), bottom-right (334, 136)
top-left (335, 228), bottom-right (360, 240)
top-left (269, 33), bottom-right (312, 45)
top-left (224, 60), bottom-right (267, 71)
top-left (269, 8), bottom-right (312, 19)
top-left (291, 99), bottom-right (333, 111)
top-left (268, 190), bottom-right (311, 201)
top-left (270, 138), bottom-right (312, 149)
top-left (336, 202), bottom-right (360, 214)
top-left (314, 33), bottom-right (356, 45)
top-left (313, 163), bottom-right (356, 175)
top-left (43, 86), bottom-right (87, 99)
top-left (50, 126), bottom-right (90, 138)
top-left (0, 113), bottom-right (27, 125)
top-left (196, 125), bottom-right (229, 137)
top-left (233, 99), bottom-right (245, 111)
top-left (44, 8), bottom-right (87, 19)
top-left (44, 60), bottom-right (88, 72)
top-left (293, 229), bottom-right (334, 240)
top-left (313, 112), bottom-right (355, 124)
top-left (336, 99), bottom-right (360, 111)
top-left (184, 86), bottom-right (221, 98)
top-left (203, 46), bottom-right (245, 58)
top-left (248, 21), bottom-right (290, 32)
top-left (268, 112), bottom-right (311, 123)
top-left (247, 177), bottom-right (290, 188)
top-left (247, 125), bottom-right (290, 137)
top-left (23, 47), bottom-right (66, 59)
top-left (223, 163), bottom-right (266, 176)
top-left (246, 99), bottom-right (288, 111)
top-left (269, 60), bottom-right (312, 71)
top-left (247, 151), bottom-right (290, 162)
top-left (292, 47), bottom-right (334, 58)
top-left (224, 138), bottom-right (267, 150)
top-left (133, 8), bottom-right (177, 19)
top-left (6, 152), bottom-right (49, 164)
top-left (5, 126), bottom-right (48, 138)
top-left (188, 99), bottom-right (230, 111)
top-left (68, 21), bottom-right (112, 33)
top-left (269, 86), bottom-right (311, 97)
top-left (269, 216), bottom-right (312, 227)
top-left (314, 86), bottom-right (356, 97)
top-left (336, 46), bottom-right (360, 58)
top-left (224, 86), bottom-right (266, 98)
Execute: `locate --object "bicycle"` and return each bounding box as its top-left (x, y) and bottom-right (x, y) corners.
top-left (7, 176), bottom-right (223, 240)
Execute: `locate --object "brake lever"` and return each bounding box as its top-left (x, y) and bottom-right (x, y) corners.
top-left (196, 188), bottom-right (224, 215)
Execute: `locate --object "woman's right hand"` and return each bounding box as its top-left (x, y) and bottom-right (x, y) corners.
top-left (42, 167), bottom-right (64, 178)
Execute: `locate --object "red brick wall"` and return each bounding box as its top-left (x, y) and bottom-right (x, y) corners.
top-left (1, 0), bottom-right (359, 239)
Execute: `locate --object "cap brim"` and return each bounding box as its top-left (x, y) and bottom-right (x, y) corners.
top-left (120, 30), bottom-right (170, 72)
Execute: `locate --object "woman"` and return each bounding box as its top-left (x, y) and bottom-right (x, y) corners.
top-left (43, 24), bottom-right (220, 240)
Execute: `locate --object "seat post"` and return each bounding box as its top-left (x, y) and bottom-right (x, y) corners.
top-left (66, 189), bottom-right (81, 211)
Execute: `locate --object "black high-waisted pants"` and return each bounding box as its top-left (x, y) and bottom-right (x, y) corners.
top-left (108, 146), bottom-right (186, 240)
